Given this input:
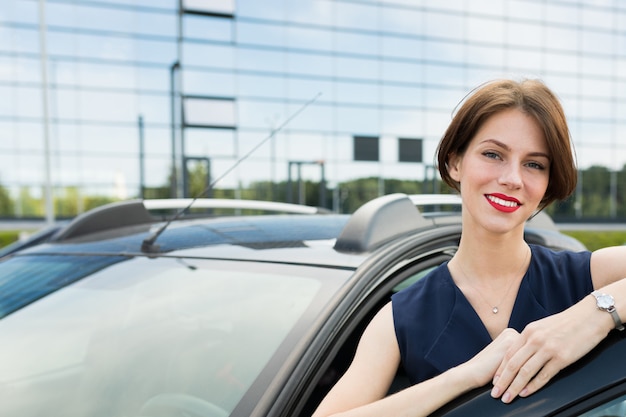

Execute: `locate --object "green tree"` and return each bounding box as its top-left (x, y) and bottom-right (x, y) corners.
top-left (186, 161), bottom-right (211, 198)
top-left (15, 187), bottom-right (42, 217)
top-left (84, 196), bottom-right (117, 211)
top-left (55, 186), bottom-right (79, 218)
top-left (581, 166), bottom-right (612, 218)
top-left (617, 164), bottom-right (626, 217)
top-left (0, 181), bottom-right (13, 216)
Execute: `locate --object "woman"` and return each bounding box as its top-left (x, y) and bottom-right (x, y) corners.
top-left (312, 79), bottom-right (626, 417)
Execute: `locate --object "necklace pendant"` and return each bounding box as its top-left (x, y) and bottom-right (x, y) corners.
top-left (492, 306), bottom-right (499, 314)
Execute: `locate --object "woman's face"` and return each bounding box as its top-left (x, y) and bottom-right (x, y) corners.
top-left (448, 108), bottom-right (551, 235)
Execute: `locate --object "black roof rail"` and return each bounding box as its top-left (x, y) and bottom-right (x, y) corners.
top-left (51, 200), bottom-right (153, 241)
top-left (334, 193), bottom-right (432, 253)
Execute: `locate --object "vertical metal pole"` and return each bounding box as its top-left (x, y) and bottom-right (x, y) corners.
top-left (319, 161), bottom-right (326, 208)
top-left (180, 100), bottom-right (187, 197)
top-left (175, 0), bottom-right (185, 198)
top-left (298, 162), bottom-right (304, 205)
top-left (610, 170), bottom-right (617, 218)
top-left (177, 0), bottom-right (186, 198)
top-left (205, 158), bottom-right (212, 198)
top-left (39, 0), bottom-right (54, 224)
top-left (287, 162), bottom-right (293, 203)
top-left (138, 115), bottom-right (145, 199)
top-left (183, 157), bottom-right (189, 198)
top-left (169, 62), bottom-right (179, 198)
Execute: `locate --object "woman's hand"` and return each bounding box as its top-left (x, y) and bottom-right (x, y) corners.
top-left (490, 296), bottom-right (608, 403)
top-left (460, 328), bottom-right (521, 388)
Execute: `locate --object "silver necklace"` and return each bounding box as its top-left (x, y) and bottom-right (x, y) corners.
top-left (456, 247), bottom-right (530, 314)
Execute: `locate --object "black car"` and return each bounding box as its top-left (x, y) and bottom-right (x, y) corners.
top-left (0, 193), bottom-right (622, 417)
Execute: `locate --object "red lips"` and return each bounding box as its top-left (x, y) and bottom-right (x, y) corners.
top-left (485, 193), bottom-right (521, 213)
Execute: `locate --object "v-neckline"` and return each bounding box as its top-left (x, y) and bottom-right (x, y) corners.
top-left (445, 247), bottom-right (533, 340)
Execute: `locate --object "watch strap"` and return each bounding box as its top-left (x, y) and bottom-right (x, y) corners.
top-left (608, 307), bottom-right (625, 332)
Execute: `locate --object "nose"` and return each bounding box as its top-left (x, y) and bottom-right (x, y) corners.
top-left (498, 162), bottom-right (523, 189)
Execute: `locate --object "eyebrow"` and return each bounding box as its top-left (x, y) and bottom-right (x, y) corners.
top-left (481, 139), bottom-right (551, 160)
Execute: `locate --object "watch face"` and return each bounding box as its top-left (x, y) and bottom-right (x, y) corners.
top-left (597, 294), bottom-right (615, 309)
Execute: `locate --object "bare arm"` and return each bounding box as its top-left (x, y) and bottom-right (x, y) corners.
top-left (313, 302), bottom-right (520, 417)
top-left (491, 245), bottom-right (626, 404)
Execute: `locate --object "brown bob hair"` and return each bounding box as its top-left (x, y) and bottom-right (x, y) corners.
top-left (436, 79), bottom-right (577, 210)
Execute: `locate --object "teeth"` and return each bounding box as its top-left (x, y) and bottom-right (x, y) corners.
top-left (488, 195), bottom-right (519, 208)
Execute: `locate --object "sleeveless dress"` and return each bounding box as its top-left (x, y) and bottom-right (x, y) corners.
top-left (391, 244), bottom-right (593, 385)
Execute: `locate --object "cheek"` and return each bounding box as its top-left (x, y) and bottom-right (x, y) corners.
top-left (527, 172), bottom-right (550, 198)
top-left (462, 160), bottom-right (495, 185)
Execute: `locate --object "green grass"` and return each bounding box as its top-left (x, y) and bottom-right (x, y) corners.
top-left (562, 230), bottom-right (626, 251)
top-left (0, 231), bottom-right (21, 248)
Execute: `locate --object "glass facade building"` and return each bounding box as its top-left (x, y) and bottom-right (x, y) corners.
top-left (1, 0), bottom-right (625, 217)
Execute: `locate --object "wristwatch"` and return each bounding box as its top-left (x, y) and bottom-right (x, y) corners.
top-left (592, 291), bottom-right (625, 331)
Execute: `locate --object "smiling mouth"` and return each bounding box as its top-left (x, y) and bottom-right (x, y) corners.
top-left (486, 194), bottom-right (521, 212)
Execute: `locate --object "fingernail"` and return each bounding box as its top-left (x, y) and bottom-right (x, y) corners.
top-left (502, 392), bottom-right (511, 403)
top-left (520, 388), bottom-right (528, 397)
top-left (491, 387), bottom-right (500, 398)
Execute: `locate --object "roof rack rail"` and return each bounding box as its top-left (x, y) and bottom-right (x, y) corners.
top-left (334, 193), bottom-right (431, 253)
top-left (52, 198), bottom-right (331, 242)
top-left (408, 193), bottom-right (462, 207)
top-left (143, 198), bottom-right (332, 214)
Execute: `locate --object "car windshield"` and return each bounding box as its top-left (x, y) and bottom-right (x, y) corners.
top-left (0, 254), bottom-right (349, 416)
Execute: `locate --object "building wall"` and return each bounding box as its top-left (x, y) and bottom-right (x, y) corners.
top-left (0, 0), bottom-right (625, 214)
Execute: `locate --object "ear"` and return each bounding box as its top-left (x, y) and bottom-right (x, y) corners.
top-left (448, 152), bottom-right (462, 183)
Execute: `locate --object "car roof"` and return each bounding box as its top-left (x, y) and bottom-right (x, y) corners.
top-left (5, 193), bottom-right (585, 262)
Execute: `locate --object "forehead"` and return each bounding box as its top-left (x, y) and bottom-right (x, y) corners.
top-left (472, 108), bottom-right (548, 153)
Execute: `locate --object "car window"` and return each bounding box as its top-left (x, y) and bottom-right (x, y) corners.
top-left (392, 266), bottom-right (437, 293)
top-left (0, 255), bottom-right (349, 417)
top-left (0, 254), bottom-right (128, 317)
top-left (579, 394), bottom-right (626, 417)
top-left (300, 252), bottom-right (453, 416)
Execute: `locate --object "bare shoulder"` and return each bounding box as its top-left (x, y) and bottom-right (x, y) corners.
top-left (367, 301), bottom-right (394, 333)
top-left (355, 301), bottom-right (399, 362)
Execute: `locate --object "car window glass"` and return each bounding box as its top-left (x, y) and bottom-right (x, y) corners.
top-left (301, 255), bottom-right (452, 416)
top-left (0, 254), bottom-right (127, 318)
top-left (0, 255), bottom-right (347, 417)
top-left (392, 266), bottom-right (437, 293)
top-left (578, 394), bottom-right (626, 417)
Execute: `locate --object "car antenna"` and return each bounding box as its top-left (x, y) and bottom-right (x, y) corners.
top-left (141, 92), bottom-right (323, 253)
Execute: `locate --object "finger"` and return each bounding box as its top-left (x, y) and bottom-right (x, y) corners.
top-left (518, 359), bottom-right (562, 398)
top-left (491, 342), bottom-right (532, 399)
top-left (499, 354), bottom-right (554, 403)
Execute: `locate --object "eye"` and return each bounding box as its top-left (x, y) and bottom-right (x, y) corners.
top-left (482, 151), bottom-right (501, 160)
top-left (526, 161), bottom-right (546, 170)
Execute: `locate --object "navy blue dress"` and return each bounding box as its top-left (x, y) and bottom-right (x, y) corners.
top-left (391, 244), bottom-right (593, 385)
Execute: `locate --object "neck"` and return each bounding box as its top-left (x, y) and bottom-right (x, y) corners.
top-left (456, 217), bottom-right (528, 275)
top-left (454, 237), bottom-right (529, 285)
top-left (451, 242), bottom-right (530, 318)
